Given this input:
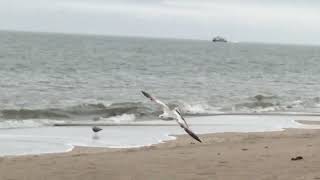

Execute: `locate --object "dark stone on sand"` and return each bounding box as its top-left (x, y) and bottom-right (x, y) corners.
top-left (241, 148), bottom-right (248, 151)
top-left (291, 156), bottom-right (303, 161)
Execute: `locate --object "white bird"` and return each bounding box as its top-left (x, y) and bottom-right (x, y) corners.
top-left (141, 91), bottom-right (174, 120)
top-left (141, 91), bottom-right (202, 143)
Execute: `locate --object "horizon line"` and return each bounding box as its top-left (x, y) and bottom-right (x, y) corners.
top-left (0, 28), bottom-right (319, 47)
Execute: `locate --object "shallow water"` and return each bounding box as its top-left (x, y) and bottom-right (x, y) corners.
top-left (0, 115), bottom-right (319, 156)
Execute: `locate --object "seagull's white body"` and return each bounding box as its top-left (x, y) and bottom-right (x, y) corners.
top-left (141, 91), bottom-right (202, 142)
top-left (172, 107), bottom-right (189, 129)
top-left (151, 97), bottom-right (175, 120)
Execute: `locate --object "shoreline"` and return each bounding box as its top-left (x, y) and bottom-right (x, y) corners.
top-left (1, 128), bottom-right (320, 179)
top-left (2, 117), bottom-right (320, 157)
top-left (296, 120), bottom-right (320, 125)
top-left (0, 118), bottom-right (318, 158)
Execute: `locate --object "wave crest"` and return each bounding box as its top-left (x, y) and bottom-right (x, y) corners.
top-left (0, 102), bottom-right (150, 120)
top-left (1, 95), bottom-right (320, 122)
top-left (98, 114), bottom-right (136, 123)
top-left (0, 119), bottom-right (64, 129)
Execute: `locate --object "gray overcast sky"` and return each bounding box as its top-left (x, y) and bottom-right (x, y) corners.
top-left (1, 0), bottom-right (320, 44)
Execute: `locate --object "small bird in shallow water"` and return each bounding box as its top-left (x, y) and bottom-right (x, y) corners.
top-left (92, 126), bottom-right (103, 139)
top-left (92, 126), bottom-right (103, 133)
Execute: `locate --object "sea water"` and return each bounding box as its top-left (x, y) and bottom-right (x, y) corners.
top-left (0, 31), bottom-right (320, 155)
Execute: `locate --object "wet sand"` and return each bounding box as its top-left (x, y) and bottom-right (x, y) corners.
top-left (0, 128), bottom-right (320, 180)
top-left (296, 120), bottom-right (320, 125)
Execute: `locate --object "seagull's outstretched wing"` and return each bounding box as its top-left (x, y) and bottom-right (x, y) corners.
top-left (141, 91), bottom-right (171, 113)
top-left (174, 108), bottom-right (189, 128)
top-left (184, 128), bottom-right (202, 143)
top-left (174, 109), bottom-right (202, 143)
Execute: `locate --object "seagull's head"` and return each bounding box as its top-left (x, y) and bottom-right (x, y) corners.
top-left (158, 114), bottom-right (174, 120)
top-left (159, 114), bottom-right (165, 119)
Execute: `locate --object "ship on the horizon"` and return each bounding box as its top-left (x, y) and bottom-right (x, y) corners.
top-left (212, 36), bottom-right (227, 43)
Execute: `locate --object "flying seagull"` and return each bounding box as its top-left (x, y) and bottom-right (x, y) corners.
top-left (141, 91), bottom-right (202, 143)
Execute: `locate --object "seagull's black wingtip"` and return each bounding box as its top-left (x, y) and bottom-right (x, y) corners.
top-left (184, 128), bottom-right (202, 143)
top-left (141, 91), bottom-right (152, 99)
top-left (194, 136), bottom-right (202, 143)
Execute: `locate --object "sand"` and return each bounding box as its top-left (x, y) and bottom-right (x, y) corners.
top-left (296, 120), bottom-right (320, 125)
top-left (0, 128), bottom-right (320, 180)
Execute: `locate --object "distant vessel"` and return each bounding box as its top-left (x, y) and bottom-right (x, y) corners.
top-left (212, 36), bottom-right (227, 43)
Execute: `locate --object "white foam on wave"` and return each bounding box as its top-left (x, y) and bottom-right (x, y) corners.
top-left (98, 113), bottom-right (136, 123)
top-left (182, 103), bottom-right (208, 113)
top-left (179, 101), bottom-right (221, 114)
top-left (55, 99), bottom-right (113, 109)
top-left (252, 106), bottom-right (282, 113)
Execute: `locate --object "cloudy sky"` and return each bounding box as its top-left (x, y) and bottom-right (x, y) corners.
top-left (1, 0), bottom-right (320, 44)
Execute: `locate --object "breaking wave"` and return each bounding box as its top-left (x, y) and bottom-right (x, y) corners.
top-left (228, 94), bottom-right (320, 113)
top-left (1, 95), bottom-right (320, 125)
top-left (0, 101), bottom-right (216, 121)
top-left (97, 113), bottom-right (136, 123)
top-left (0, 102), bottom-right (150, 120)
top-left (0, 119), bottom-right (64, 129)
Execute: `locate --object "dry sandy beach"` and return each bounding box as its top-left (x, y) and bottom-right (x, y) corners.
top-left (0, 125), bottom-right (320, 180)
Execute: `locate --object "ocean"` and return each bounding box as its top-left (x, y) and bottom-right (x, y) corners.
top-left (1, 31), bottom-right (320, 124)
top-left (0, 31), bottom-right (320, 155)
